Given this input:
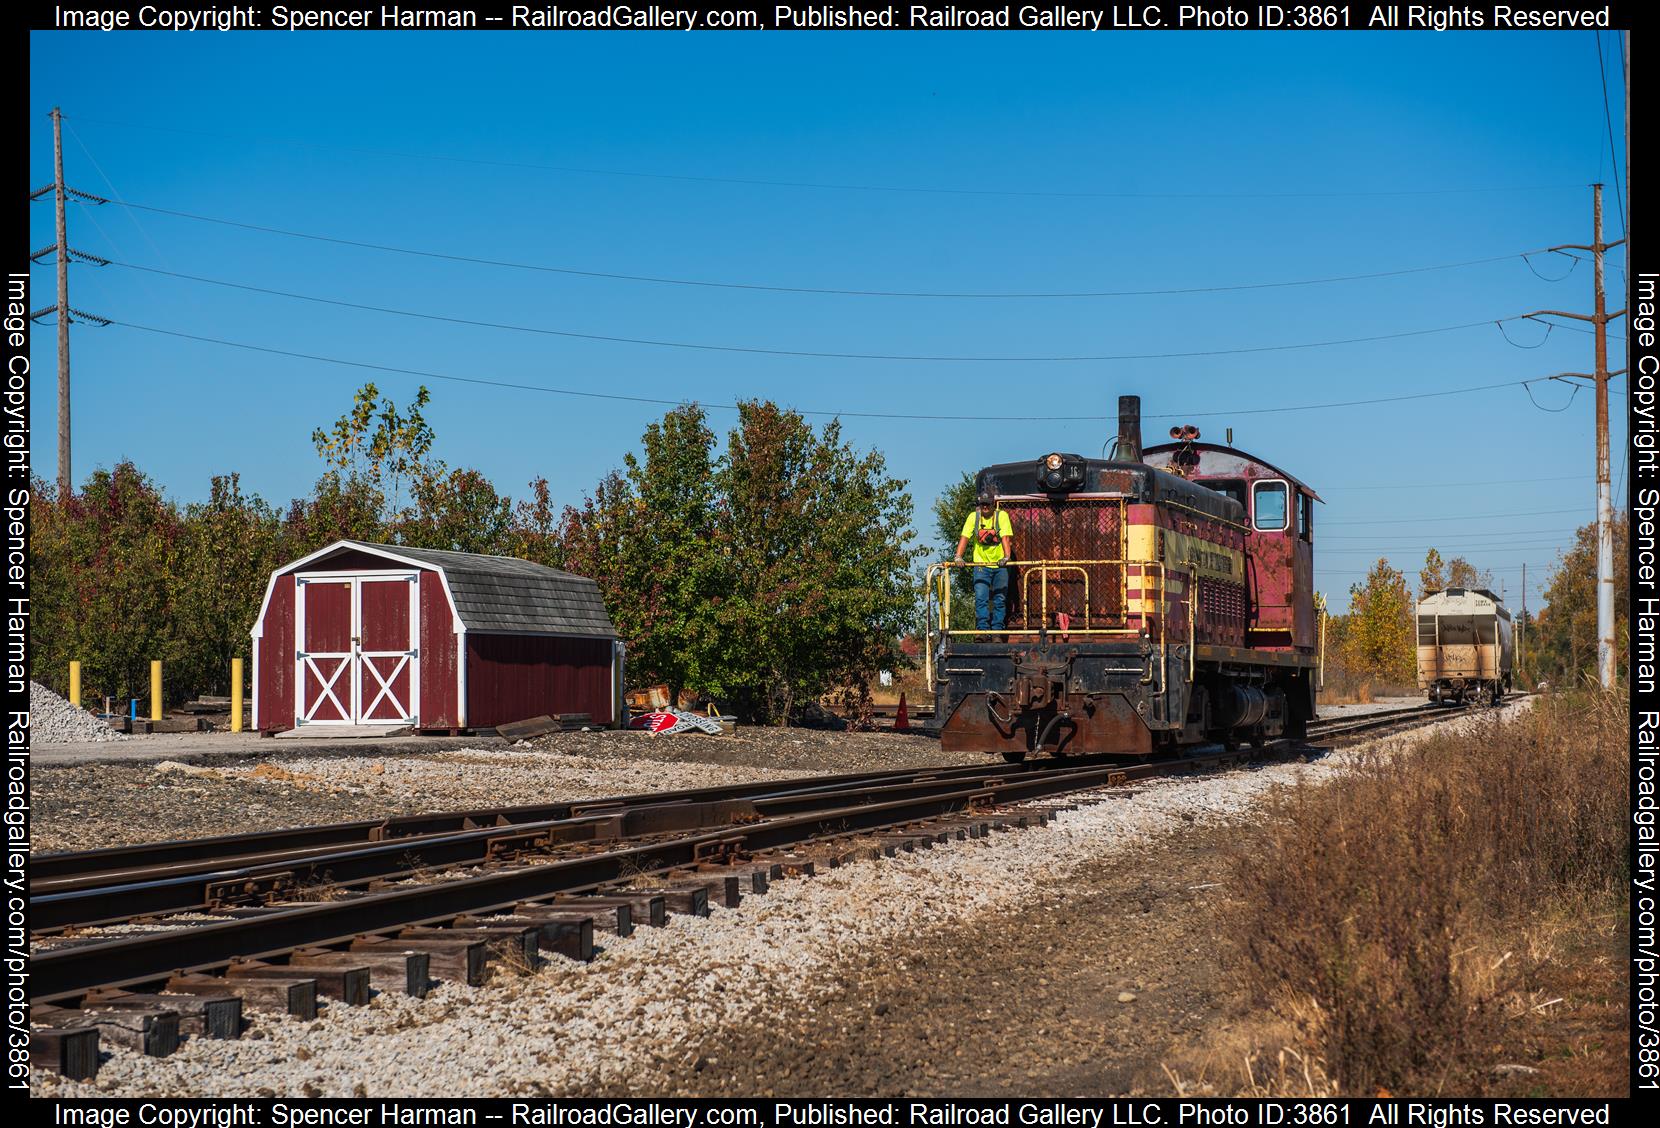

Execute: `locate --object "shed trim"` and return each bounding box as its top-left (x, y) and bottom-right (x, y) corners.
top-left (251, 540), bottom-right (467, 637)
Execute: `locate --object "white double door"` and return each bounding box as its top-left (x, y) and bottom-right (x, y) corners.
top-left (295, 572), bottom-right (420, 726)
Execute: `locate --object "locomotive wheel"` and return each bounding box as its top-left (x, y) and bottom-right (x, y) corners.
top-left (1001, 749), bottom-right (1027, 764)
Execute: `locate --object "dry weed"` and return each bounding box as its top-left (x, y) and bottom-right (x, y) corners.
top-left (1222, 691), bottom-right (1627, 1093)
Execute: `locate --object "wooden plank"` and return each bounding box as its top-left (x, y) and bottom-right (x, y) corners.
top-left (658, 885), bottom-right (710, 917)
top-left (167, 973), bottom-right (316, 1020)
top-left (399, 925), bottom-right (538, 968)
top-left (463, 913), bottom-right (595, 962)
top-left (226, 961), bottom-right (369, 1007)
top-left (291, 949), bottom-right (430, 998)
top-left (29, 1026), bottom-right (99, 1080)
top-left (494, 715), bottom-right (559, 740)
top-left (35, 1003), bottom-right (179, 1058)
top-left (519, 901), bottom-right (632, 938)
top-left (558, 893), bottom-right (665, 929)
top-left (353, 937), bottom-right (484, 986)
top-left (85, 989), bottom-right (241, 1039)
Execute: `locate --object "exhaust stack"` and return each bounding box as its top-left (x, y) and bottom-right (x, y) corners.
top-left (1117, 395), bottom-right (1142, 463)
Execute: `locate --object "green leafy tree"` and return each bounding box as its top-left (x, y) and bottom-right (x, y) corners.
top-left (398, 467), bottom-right (513, 555)
top-left (712, 402), bottom-right (920, 723)
top-left (310, 382), bottom-right (435, 523)
top-left (557, 406), bottom-right (726, 705)
top-left (170, 474), bottom-right (284, 696)
top-left (1343, 558), bottom-right (1414, 685)
top-left (560, 402), bottom-right (922, 723)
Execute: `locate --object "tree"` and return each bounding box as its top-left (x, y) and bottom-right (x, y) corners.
top-left (398, 467), bottom-right (513, 555)
top-left (1532, 515), bottom-right (1629, 685)
top-left (170, 474), bottom-right (284, 696)
top-left (1343, 558), bottom-right (1414, 685)
top-left (711, 402), bottom-right (921, 722)
top-left (1418, 548), bottom-right (1446, 599)
top-left (310, 382), bottom-right (436, 524)
top-left (559, 402), bottom-right (923, 723)
top-left (1445, 557), bottom-right (1492, 591)
top-left (507, 476), bottom-right (562, 567)
top-left (31, 463), bottom-right (179, 704)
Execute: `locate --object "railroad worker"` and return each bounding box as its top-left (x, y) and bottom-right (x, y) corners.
top-left (954, 488), bottom-right (1015, 631)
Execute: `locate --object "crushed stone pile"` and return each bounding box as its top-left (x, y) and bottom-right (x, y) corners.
top-left (30, 681), bottom-right (126, 744)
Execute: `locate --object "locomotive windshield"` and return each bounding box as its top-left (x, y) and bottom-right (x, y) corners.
top-left (1253, 481), bottom-right (1288, 530)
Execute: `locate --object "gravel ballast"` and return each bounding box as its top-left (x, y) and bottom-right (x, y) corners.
top-left (31, 703), bottom-right (1531, 1097)
top-left (29, 680), bottom-right (126, 744)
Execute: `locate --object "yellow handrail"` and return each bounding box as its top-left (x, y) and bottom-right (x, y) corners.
top-left (1021, 563), bottom-right (1092, 630)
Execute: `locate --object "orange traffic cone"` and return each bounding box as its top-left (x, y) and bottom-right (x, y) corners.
top-left (895, 693), bottom-right (910, 732)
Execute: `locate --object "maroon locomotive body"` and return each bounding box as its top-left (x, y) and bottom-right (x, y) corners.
top-left (929, 397), bottom-right (1322, 760)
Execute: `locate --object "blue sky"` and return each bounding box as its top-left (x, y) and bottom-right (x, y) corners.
top-left (28, 30), bottom-right (1628, 612)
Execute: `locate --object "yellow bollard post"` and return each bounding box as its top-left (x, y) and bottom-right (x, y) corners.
top-left (151, 660), bottom-right (163, 722)
top-left (231, 658), bottom-right (244, 733)
top-left (69, 661), bottom-right (81, 708)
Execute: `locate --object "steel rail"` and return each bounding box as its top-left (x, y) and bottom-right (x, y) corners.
top-left (31, 757), bottom-right (1143, 930)
top-left (33, 698), bottom-right (1502, 930)
top-left (32, 699), bottom-right (1509, 1001)
top-left (31, 757), bottom-right (1183, 999)
top-left (30, 755), bottom-right (1069, 886)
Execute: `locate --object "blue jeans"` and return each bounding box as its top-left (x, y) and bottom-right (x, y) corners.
top-left (973, 565), bottom-right (1008, 630)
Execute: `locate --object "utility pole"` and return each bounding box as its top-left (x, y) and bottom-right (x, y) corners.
top-left (1519, 562), bottom-right (1526, 682)
top-left (1522, 183), bottom-right (1626, 689)
top-left (51, 108), bottom-right (69, 498)
top-left (28, 107), bottom-right (108, 499)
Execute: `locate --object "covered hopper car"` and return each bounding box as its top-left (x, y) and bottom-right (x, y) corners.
top-left (1415, 588), bottom-right (1513, 706)
top-left (927, 396), bottom-right (1322, 761)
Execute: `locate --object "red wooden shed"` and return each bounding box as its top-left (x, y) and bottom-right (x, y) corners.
top-left (251, 540), bottom-right (622, 733)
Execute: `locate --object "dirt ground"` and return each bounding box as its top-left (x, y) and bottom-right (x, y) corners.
top-left (643, 819), bottom-right (1241, 1096)
top-left (649, 813), bottom-right (1628, 1098)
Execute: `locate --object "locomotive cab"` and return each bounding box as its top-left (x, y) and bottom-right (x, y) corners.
top-left (1141, 438), bottom-right (1321, 654)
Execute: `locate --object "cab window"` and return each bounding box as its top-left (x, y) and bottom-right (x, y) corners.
top-left (1299, 494), bottom-right (1313, 541)
top-left (1253, 481), bottom-right (1288, 531)
top-left (1205, 478), bottom-right (1247, 509)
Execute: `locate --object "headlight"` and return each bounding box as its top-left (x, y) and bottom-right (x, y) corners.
top-left (1036, 452), bottom-right (1086, 492)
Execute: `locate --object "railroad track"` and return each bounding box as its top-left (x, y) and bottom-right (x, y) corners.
top-left (26, 697), bottom-right (1511, 1081)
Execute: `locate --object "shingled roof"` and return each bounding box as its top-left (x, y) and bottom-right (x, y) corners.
top-left (310, 540), bottom-right (617, 638)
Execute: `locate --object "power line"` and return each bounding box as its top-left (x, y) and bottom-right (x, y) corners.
top-left (71, 116), bottom-right (1589, 202)
top-left (1319, 542), bottom-right (1574, 554)
top-left (93, 201), bottom-right (1565, 300)
top-left (1323, 507), bottom-right (1587, 525)
top-left (1320, 475), bottom-right (1577, 491)
top-left (93, 316), bottom-right (1590, 423)
top-left (91, 258), bottom-right (1532, 363)
top-left (1595, 32), bottom-right (1627, 237)
top-left (1319, 526), bottom-right (1576, 540)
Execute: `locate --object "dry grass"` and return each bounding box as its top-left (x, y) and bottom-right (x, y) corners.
top-left (1317, 675), bottom-right (1418, 707)
top-left (1216, 692), bottom-right (1627, 1095)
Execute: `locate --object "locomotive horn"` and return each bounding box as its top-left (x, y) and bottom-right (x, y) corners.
top-left (1117, 395), bottom-right (1142, 463)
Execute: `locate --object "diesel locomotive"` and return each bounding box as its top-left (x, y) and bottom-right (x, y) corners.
top-left (927, 396), bottom-right (1322, 760)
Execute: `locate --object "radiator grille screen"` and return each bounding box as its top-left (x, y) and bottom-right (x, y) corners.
top-left (999, 500), bottom-right (1125, 629)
